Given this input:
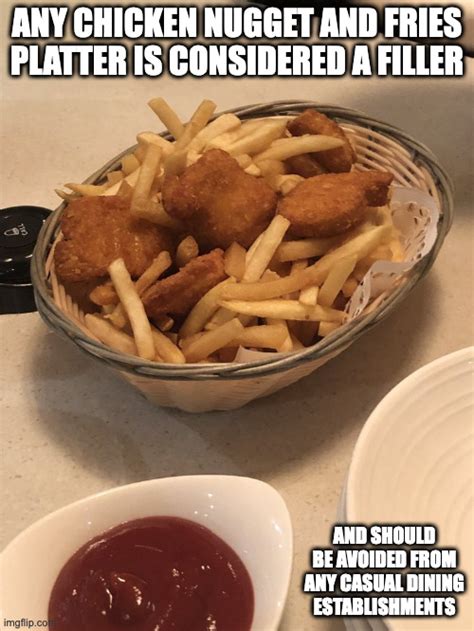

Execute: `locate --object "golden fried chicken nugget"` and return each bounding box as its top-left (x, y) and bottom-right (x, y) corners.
top-left (278, 171), bottom-right (394, 238)
top-left (142, 249), bottom-right (226, 319)
top-left (285, 154), bottom-right (326, 178)
top-left (55, 196), bottom-right (175, 283)
top-left (354, 170), bottom-right (394, 206)
top-left (162, 149), bottom-right (277, 249)
top-left (287, 109), bottom-right (356, 174)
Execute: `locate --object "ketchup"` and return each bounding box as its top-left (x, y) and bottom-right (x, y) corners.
top-left (48, 516), bottom-right (254, 630)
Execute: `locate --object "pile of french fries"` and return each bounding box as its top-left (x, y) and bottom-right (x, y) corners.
top-left (57, 98), bottom-right (405, 364)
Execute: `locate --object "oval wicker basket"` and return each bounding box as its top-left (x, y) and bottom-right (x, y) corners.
top-left (32, 101), bottom-right (453, 412)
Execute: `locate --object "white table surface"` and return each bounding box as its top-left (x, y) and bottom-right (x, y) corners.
top-left (1, 2), bottom-right (473, 628)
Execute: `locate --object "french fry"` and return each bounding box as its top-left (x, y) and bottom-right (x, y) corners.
top-left (239, 116), bottom-right (293, 132)
top-left (132, 195), bottom-right (183, 230)
top-left (117, 180), bottom-right (134, 199)
top-left (205, 310), bottom-right (252, 331)
top-left (239, 118), bottom-right (266, 133)
top-left (155, 315), bottom-right (174, 332)
top-left (184, 318), bottom-right (244, 362)
top-left (245, 233), bottom-right (264, 266)
top-left (226, 119), bottom-right (287, 156)
top-left (85, 314), bottom-right (137, 356)
top-left (389, 236), bottom-right (405, 262)
top-left (226, 324), bottom-right (288, 351)
top-left (176, 236), bottom-right (199, 268)
top-left (186, 150), bottom-right (201, 166)
top-left (244, 163), bottom-right (261, 176)
top-left (163, 149), bottom-right (187, 177)
top-left (243, 215), bottom-right (291, 282)
top-left (90, 282), bottom-right (119, 307)
top-left (290, 334), bottom-right (304, 350)
top-left (174, 99), bottom-right (217, 152)
top-left (207, 129), bottom-right (242, 150)
top-left (299, 285), bottom-right (319, 306)
top-left (290, 259), bottom-right (308, 273)
top-left (266, 318), bottom-right (292, 352)
top-left (224, 242), bottom-right (246, 280)
top-left (55, 189), bottom-right (79, 202)
top-left (369, 204), bottom-right (392, 227)
top-left (188, 113), bottom-right (241, 152)
top-left (151, 327), bottom-right (185, 364)
top-left (121, 154), bottom-right (140, 176)
top-left (102, 304), bottom-right (115, 315)
top-left (290, 321), bottom-right (319, 347)
top-left (107, 306), bottom-right (128, 329)
top-left (179, 331), bottom-right (204, 351)
top-left (262, 269), bottom-right (281, 281)
top-left (258, 159), bottom-right (286, 190)
top-left (318, 321), bottom-right (340, 337)
top-left (220, 299), bottom-right (345, 323)
top-left (258, 159), bottom-right (286, 178)
top-left (136, 132), bottom-right (174, 156)
top-left (234, 154), bottom-right (253, 168)
top-left (253, 135), bottom-right (344, 163)
top-left (286, 259), bottom-right (307, 299)
top-left (362, 244), bottom-right (392, 264)
top-left (148, 97), bottom-right (185, 139)
top-left (134, 144), bottom-right (147, 163)
top-left (107, 252), bottom-right (172, 329)
top-left (130, 144), bottom-right (162, 216)
top-left (103, 168), bottom-right (140, 197)
top-left (179, 277), bottom-right (236, 338)
top-left (342, 276), bottom-right (359, 299)
top-left (220, 226), bottom-right (390, 301)
top-left (278, 174), bottom-right (304, 195)
top-left (205, 306), bottom-right (235, 330)
top-left (65, 183), bottom-right (108, 197)
top-left (355, 240), bottom-right (396, 276)
top-left (319, 256), bottom-right (357, 307)
top-left (353, 267), bottom-right (368, 283)
top-left (135, 251), bottom-right (172, 294)
top-left (275, 236), bottom-right (340, 263)
top-left (108, 259), bottom-right (155, 360)
top-left (106, 171), bottom-right (124, 187)
top-left (207, 119), bottom-right (274, 151)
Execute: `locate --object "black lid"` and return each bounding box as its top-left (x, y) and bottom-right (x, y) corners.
top-left (0, 205), bottom-right (51, 313)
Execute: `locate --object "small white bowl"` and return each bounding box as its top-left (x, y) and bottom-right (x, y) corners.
top-left (345, 347), bottom-right (474, 631)
top-left (0, 475), bottom-right (293, 630)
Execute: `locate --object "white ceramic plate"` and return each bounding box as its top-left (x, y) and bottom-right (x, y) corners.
top-left (0, 475), bottom-right (293, 631)
top-left (346, 347), bottom-right (474, 631)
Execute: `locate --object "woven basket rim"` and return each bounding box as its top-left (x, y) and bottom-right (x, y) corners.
top-left (31, 101), bottom-right (454, 381)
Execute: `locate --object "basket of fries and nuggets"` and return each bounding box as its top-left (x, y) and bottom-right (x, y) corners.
top-left (32, 99), bottom-right (453, 412)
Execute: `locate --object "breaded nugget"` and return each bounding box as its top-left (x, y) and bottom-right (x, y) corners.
top-left (285, 154), bottom-right (326, 178)
top-left (288, 109), bottom-right (356, 173)
top-left (162, 149), bottom-right (277, 249)
top-left (142, 249), bottom-right (226, 319)
top-left (353, 170), bottom-right (394, 206)
top-left (278, 171), bottom-right (393, 238)
top-left (55, 196), bottom-right (175, 282)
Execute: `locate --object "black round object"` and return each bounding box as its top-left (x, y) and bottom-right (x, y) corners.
top-left (0, 205), bottom-right (51, 314)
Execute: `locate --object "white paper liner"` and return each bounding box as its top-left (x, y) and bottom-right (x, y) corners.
top-left (235, 186), bottom-right (439, 363)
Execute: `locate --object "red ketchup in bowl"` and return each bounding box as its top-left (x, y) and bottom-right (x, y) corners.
top-left (48, 516), bottom-right (254, 630)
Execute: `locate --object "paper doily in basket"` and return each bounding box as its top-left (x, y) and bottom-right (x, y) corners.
top-left (347, 186), bottom-right (439, 318)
